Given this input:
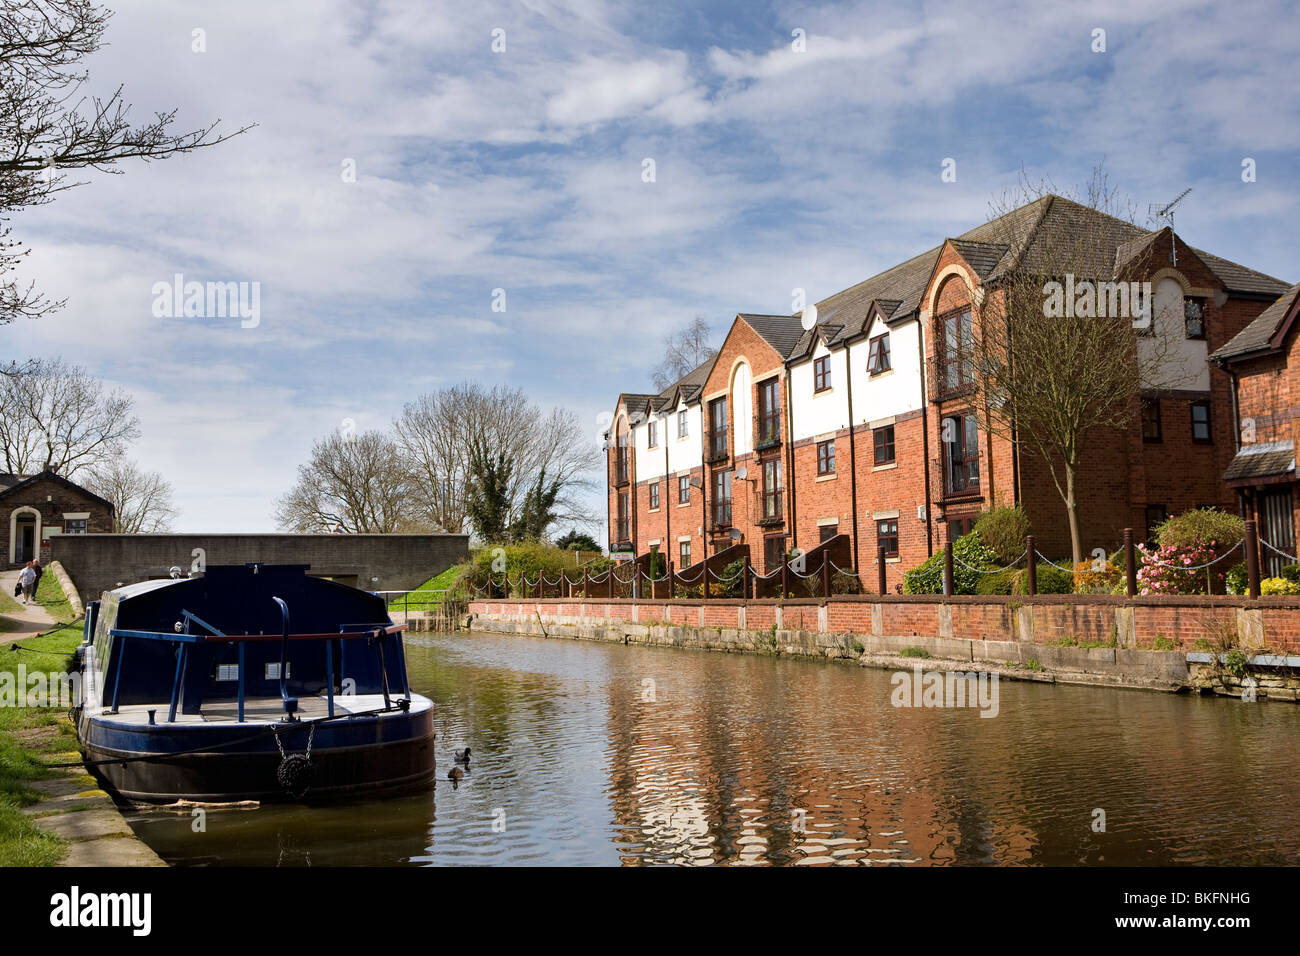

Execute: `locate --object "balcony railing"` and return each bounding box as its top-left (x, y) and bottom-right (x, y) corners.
top-left (711, 502), bottom-right (732, 528)
top-left (613, 457), bottom-right (630, 486)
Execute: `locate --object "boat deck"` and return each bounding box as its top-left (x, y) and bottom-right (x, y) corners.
top-left (94, 693), bottom-right (431, 727)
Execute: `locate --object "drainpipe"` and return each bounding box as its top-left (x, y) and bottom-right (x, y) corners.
top-left (917, 316), bottom-right (934, 557)
top-left (700, 406), bottom-right (708, 561)
top-left (784, 367), bottom-right (797, 551)
top-left (1006, 309), bottom-right (1021, 506)
top-left (1227, 365), bottom-right (1242, 453)
top-left (845, 338), bottom-right (860, 571)
top-left (663, 413), bottom-right (671, 567)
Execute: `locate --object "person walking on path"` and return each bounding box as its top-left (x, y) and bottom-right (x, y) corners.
top-left (18, 561), bottom-right (36, 605)
top-left (31, 558), bottom-right (42, 596)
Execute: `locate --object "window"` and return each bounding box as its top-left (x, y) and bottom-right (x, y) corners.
top-left (942, 414), bottom-right (979, 495)
top-left (708, 398), bottom-right (728, 459)
top-left (679, 540), bottom-right (691, 568)
top-left (1144, 505), bottom-right (1167, 543)
top-left (877, 518), bottom-right (899, 558)
top-left (762, 458), bottom-right (783, 521)
top-left (873, 425), bottom-right (896, 465)
top-left (649, 482), bottom-right (660, 510)
top-left (1184, 297), bottom-right (1206, 340)
top-left (216, 664), bottom-right (240, 682)
top-left (677, 409), bottom-right (689, 438)
top-left (1141, 397), bottom-right (1162, 442)
top-left (616, 493), bottom-right (630, 542)
top-left (63, 519), bottom-right (87, 534)
top-left (817, 440), bottom-right (836, 475)
top-left (819, 523), bottom-right (839, 543)
top-left (939, 309), bottom-right (974, 393)
top-left (868, 333), bottom-right (892, 375)
top-left (648, 419), bottom-right (658, 448)
top-left (678, 476), bottom-right (690, 504)
top-left (764, 535), bottom-right (787, 573)
top-left (1191, 401), bottom-right (1212, 444)
top-left (757, 378), bottom-right (781, 444)
top-left (813, 356), bottom-right (831, 392)
top-left (712, 470), bottom-right (732, 526)
top-left (947, 516), bottom-right (976, 541)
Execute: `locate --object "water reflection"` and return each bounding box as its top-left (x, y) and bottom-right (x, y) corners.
top-left (128, 632), bottom-right (1300, 866)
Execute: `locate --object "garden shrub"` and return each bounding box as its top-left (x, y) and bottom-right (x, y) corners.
top-left (1225, 561), bottom-right (1248, 596)
top-left (974, 568), bottom-right (1017, 595)
top-left (1136, 541), bottom-right (1227, 595)
top-left (1281, 564), bottom-right (1300, 583)
top-left (1012, 563), bottom-right (1074, 594)
top-left (715, 558), bottom-right (747, 598)
top-left (1154, 508), bottom-right (1244, 552)
top-left (903, 533), bottom-right (997, 595)
top-left (1261, 577), bottom-right (1300, 596)
top-left (469, 542), bottom-right (608, 596)
top-left (973, 505), bottom-right (1031, 565)
top-left (1073, 559), bottom-right (1122, 594)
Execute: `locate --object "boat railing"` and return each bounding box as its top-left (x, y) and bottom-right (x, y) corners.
top-left (107, 612), bottom-right (408, 725)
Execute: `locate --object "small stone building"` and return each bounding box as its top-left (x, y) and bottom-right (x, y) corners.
top-left (0, 470), bottom-right (115, 567)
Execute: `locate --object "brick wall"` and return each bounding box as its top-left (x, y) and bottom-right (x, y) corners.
top-left (469, 593), bottom-right (1300, 651)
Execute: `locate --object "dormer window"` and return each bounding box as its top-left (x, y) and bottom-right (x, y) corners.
top-left (868, 333), bottom-right (892, 374)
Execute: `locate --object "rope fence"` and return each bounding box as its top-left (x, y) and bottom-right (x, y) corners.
top-left (464, 520), bottom-right (1286, 602)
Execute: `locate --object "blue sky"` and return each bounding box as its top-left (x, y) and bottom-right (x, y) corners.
top-left (7, 0), bottom-right (1298, 531)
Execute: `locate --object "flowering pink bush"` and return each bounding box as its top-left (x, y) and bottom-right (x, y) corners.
top-left (1136, 540), bottom-right (1228, 595)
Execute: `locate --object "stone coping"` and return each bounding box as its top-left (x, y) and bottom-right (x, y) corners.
top-left (472, 593), bottom-right (1300, 609)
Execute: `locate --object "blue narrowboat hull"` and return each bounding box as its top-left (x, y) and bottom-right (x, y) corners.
top-left (79, 701), bottom-right (436, 804)
top-left (74, 563), bottom-right (438, 804)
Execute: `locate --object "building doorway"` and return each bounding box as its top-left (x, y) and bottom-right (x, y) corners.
top-left (9, 508), bottom-right (40, 565)
top-left (1259, 488), bottom-right (1296, 578)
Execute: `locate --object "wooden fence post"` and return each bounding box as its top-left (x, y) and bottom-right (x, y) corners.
top-left (1026, 535), bottom-right (1037, 597)
top-left (1245, 519), bottom-right (1262, 599)
top-left (1123, 528), bottom-right (1136, 597)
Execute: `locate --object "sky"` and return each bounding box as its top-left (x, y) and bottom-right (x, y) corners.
top-left (6, 0), bottom-right (1299, 533)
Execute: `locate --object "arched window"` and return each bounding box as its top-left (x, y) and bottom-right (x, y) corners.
top-left (731, 361), bottom-right (752, 456)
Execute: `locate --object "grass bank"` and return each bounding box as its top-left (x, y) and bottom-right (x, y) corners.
top-left (0, 622), bottom-right (83, 866)
top-left (387, 563), bottom-right (468, 612)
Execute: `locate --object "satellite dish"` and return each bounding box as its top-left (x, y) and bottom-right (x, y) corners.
top-left (729, 529), bottom-right (742, 540)
top-left (735, 465), bottom-right (747, 480)
top-left (800, 303), bottom-right (818, 331)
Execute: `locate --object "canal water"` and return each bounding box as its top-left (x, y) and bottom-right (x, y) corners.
top-left (127, 631), bottom-right (1300, 866)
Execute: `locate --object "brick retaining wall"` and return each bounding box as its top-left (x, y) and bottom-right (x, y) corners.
top-left (468, 593), bottom-right (1300, 651)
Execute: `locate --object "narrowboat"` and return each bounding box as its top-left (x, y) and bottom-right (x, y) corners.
top-left (74, 563), bottom-right (435, 804)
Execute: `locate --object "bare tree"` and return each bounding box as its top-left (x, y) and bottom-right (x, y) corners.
top-left (967, 165), bottom-right (1180, 565)
top-left (651, 315), bottom-right (717, 390)
top-left (0, 0), bottom-right (252, 323)
top-left (394, 383), bottom-right (600, 539)
top-left (84, 456), bottom-right (176, 531)
top-left (0, 356), bottom-right (138, 477)
top-left (274, 430), bottom-right (417, 533)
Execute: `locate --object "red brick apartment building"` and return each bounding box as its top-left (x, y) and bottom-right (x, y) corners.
top-left (1212, 281), bottom-right (1300, 576)
top-left (606, 196), bottom-right (1292, 590)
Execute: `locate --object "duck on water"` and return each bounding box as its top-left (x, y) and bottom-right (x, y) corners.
top-left (73, 563), bottom-right (435, 804)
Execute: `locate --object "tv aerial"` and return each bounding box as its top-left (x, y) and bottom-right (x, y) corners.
top-left (1148, 187), bottom-right (1191, 267)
